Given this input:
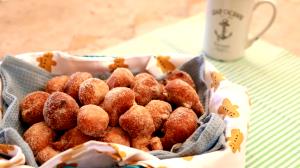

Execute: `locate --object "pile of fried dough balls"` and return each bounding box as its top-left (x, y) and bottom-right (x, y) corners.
top-left (20, 68), bottom-right (204, 164)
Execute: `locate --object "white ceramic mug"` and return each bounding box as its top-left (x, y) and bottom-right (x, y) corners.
top-left (203, 0), bottom-right (277, 61)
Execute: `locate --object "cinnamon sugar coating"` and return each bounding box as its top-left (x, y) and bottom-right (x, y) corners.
top-left (22, 68), bottom-right (203, 155)
top-left (77, 105), bottom-right (109, 137)
top-left (131, 136), bottom-right (151, 152)
top-left (145, 100), bottom-right (172, 131)
top-left (132, 73), bottom-right (164, 105)
top-left (21, 91), bottom-right (49, 125)
top-left (150, 137), bottom-right (163, 150)
top-left (52, 127), bottom-right (92, 151)
top-left (131, 136), bottom-right (163, 151)
top-left (102, 87), bottom-right (135, 126)
top-left (45, 75), bottom-right (69, 93)
top-left (119, 105), bottom-right (155, 138)
top-left (165, 70), bottom-right (196, 89)
top-left (23, 122), bottom-right (56, 155)
top-left (64, 72), bottom-right (92, 99)
top-left (36, 146), bottom-right (59, 164)
top-left (43, 92), bottom-right (79, 130)
top-left (161, 107), bottom-right (198, 150)
top-left (165, 79), bottom-right (204, 116)
top-left (100, 127), bottom-right (130, 146)
top-left (106, 68), bottom-right (134, 89)
top-left (79, 78), bottom-right (109, 105)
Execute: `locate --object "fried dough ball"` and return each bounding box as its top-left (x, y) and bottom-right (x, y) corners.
top-left (161, 107), bottom-right (198, 150)
top-left (52, 127), bottom-right (92, 151)
top-left (36, 146), bottom-right (59, 164)
top-left (79, 78), bottom-right (109, 105)
top-left (106, 68), bottom-right (134, 89)
top-left (23, 122), bottom-right (56, 155)
top-left (45, 75), bottom-right (69, 93)
top-left (131, 136), bottom-right (163, 151)
top-left (165, 79), bottom-right (204, 116)
top-left (64, 72), bottom-right (92, 99)
top-left (158, 83), bottom-right (168, 101)
top-left (102, 87), bottom-right (135, 126)
top-left (101, 127), bottom-right (130, 146)
top-left (150, 137), bottom-right (163, 150)
top-left (131, 136), bottom-right (151, 152)
top-left (43, 92), bottom-right (79, 130)
top-left (165, 70), bottom-right (196, 89)
top-left (20, 91), bottom-right (49, 125)
top-left (78, 105), bottom-right (109, 137)
top-left (145, 100), bottom-right (172, 131)
top-left (132, 73), bottom-right (164, 105)
top-left (119, 105), bottom-right (155, 138)
top-left (132, 73), bottom-right (149, 82)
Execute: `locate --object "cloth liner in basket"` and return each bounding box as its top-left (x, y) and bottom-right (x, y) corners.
top-left (0, 52), bottom-right (250, 168)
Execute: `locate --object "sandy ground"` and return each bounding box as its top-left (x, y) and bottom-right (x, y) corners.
top-left (0, 0), bottom-right (299, 56)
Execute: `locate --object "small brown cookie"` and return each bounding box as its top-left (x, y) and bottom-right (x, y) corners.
top-left (36, 52), bottom-right (57, 72)
top-left (156, 56), bottom-right (176, 73)
top-left (108, 57), bottom-right (129, 72)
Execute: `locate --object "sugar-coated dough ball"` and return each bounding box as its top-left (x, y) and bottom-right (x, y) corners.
top-left (161, 107), bottom-right (198, 150)
top-left (64, 72), bottom-right (92, 99)
top-left (52, 127), bottom-right (92, 151)
top-left (102, 87), bottom-right (135, 126)
top-left (106, 68), bottom-right (134, 89)
top-left (158, 83), bottom-right (168, 101)
top-left (131, 136), bottom-right (151, 152)
top-left (119, 105), bottom-right (155, 138)
top-left (131, 136), bottom-right (163, 151)
top-left (165, 70), bottom-right (196, 89)
top-left (45, 75), bottom-right (69, 93)
top-left (145, 100), bottom-right (172, 131)
top-left (43, 92), bottom-right (79, 130)
top-left (23, 122), bottom-right (56, 155)
top-left (132, 73), bottom-right (164, 105)
top-left (101, 127), bottom-right (130, 146)
top-left (36, 146), bottom-right (59, 164)
top-left (165, 79), bottom-right (204, 116)
top-left (78, 105), bottom-right (109, 137)
top-left (21, 91), bottom-right (49, 125)
top-left (150, 137), bottom-right (163, 150)
top-left (79, 78), bottom-right (109, 105)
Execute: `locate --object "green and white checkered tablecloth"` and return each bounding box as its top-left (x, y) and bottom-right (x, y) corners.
top-left (210, 51), bottom-right (300, 168)
top-left (98, 14), bottom-right (300, 168)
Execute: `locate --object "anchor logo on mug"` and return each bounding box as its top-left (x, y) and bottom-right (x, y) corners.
top-left (203, 0), bottom-right (277, 61)
top-left (214, 18), bottom-right (233, 41)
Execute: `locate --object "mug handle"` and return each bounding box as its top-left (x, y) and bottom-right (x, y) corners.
top-left (246, 0), bottom-right (277, 48)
